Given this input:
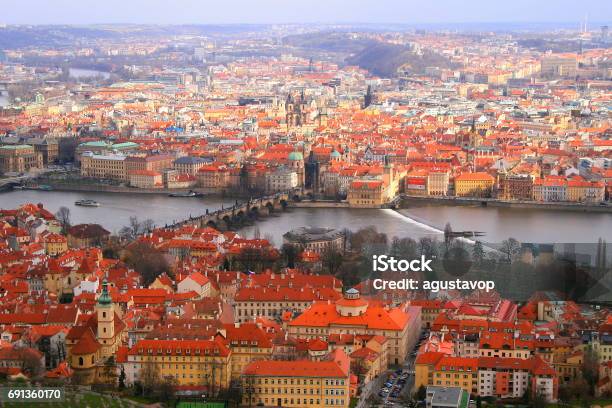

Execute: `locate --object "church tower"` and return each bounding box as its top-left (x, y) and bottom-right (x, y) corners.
top-left (96, 280), bottom-right (115, 349)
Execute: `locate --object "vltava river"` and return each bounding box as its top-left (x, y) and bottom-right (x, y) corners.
top-left (1, 190), bottom-right (610, 244)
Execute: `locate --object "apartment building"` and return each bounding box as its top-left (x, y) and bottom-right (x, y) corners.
top-left (124, 338), bottom-right (231, 389)
top-left (80, 152), bottom-right (127, 181)
top-left (242, 351), bottom-right (350, 408)
top-left (454, 172), bottom-right (495, 198)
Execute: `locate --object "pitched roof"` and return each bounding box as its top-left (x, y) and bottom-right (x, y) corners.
top-left (244, 359), bottom-right (347, 378)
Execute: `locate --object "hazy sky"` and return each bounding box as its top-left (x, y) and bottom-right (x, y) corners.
top-left (2, 0), bottom-right (611, 25)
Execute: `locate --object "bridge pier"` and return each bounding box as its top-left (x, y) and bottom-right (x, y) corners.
top-left (166, 192), bottom-right (291, 231)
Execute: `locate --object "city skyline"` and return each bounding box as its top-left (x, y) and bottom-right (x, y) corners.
top-left (1, 0), bottom-right (611, 26)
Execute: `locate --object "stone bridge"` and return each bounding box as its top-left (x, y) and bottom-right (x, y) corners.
top-left (0, 176), bottom-right (30, 191)
top-left (168, 191), bottom-right (302, 230)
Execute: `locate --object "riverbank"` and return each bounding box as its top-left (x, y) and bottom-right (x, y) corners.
top-left (400, 195), bottom-right (612, 213)
top-left (289, 200), bottom-right (349, 208)
top-left (20, 181), bottom-right (234, 197)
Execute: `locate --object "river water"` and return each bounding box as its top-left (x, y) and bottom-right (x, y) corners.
top-left (1, 190), bottom-right (610, 244)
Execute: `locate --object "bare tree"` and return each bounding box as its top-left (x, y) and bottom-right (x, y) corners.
top-left (472, 241), bottom-right (485, 265)
top-left (443, 222), bottom-right (453, 247)
top-left (124, 242), bottom-right (170, 286)
top-left (119, 216), bottom-right (154, 241)
top-left (19, 348), bottom-right (44, 379)
top-left (157, 375), bottom-right (178, 403)
top-left (138, 362), bottom-right (160, 396)
top-left (252, 226), bottom-right (261, 239)
top-left (322, 248), bottom-right (343, 275)
top-left (102, 356), bottom-right (117, 385)
top-left (243, 374), bottom-right (256, 408)
top-left (500, 238), bottom-right (521, 263)
top-left (55, 206), bottom-right (71, 234)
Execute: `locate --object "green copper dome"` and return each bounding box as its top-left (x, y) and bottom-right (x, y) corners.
top-left (97, 280), bottom-right (112, 306)
top-left (288, 151), bottom-right (303, 161)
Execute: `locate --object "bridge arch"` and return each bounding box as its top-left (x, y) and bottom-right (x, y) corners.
top-left (222, 215), bottom-right (231, 225)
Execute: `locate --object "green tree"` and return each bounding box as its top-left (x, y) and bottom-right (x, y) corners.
top-left (415, 384), bottom-right (426, 401)
top-left (390, 237), bottom-right (418, 259)
top-left (418, 237), bottom-right (438, 260)
top-left (582, 348), bottom-right (600, 396)
top-left (118, 366), bottom-right (126, 390)
top-left (472, 241), bottom-right (485, 265)
top-left (102, 356), bottom-right (117, 386)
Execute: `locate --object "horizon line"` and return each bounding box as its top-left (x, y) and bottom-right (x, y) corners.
top-left (2, 21), bottom-right (608, 28)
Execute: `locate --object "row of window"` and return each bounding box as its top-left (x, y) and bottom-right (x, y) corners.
top-left (254, 378), bottom-right (345, 386)
top-left (247, 398), bottom-right (345, 406)
top-left (131, 352), bottom-right (221, 359)
top-left (248, 388), bottom-right (345, 396)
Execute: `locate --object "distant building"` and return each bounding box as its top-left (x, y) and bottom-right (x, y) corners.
top-left (283, 227), bottom-right (345, 254)
top-left (128, 170), bottom-right (163, 189)
top-left (80, 152), bottom-right (127, 181)
top-left (454, 172), bottom-right (495, 198)
top-left (173, 156), bottom-right (213, 175)
top-left (497, 174), bottom-right (534, 201)
top-left (0, 145), bottom-right (43, 174)
top-left (67, 224), bottom-right (110, 248)
top-left (347, 179), bottom-right (384, 207)
top-left (541, 56), bottom-right (578, 78)
top-left (265, 166), bottom-right (299, 193)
